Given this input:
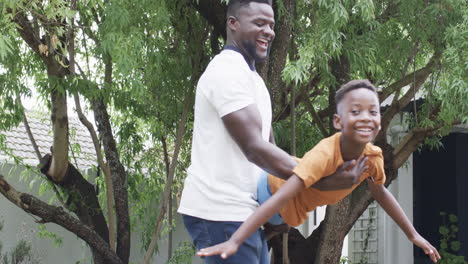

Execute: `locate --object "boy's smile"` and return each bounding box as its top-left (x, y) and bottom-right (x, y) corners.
top-left (334, 88), bottom-right (381, 146)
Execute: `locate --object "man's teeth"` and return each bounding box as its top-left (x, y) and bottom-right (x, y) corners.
top-left (258, 40), bottom-right (268, 46)
top-left (356, 128), bottom-right (372, 132)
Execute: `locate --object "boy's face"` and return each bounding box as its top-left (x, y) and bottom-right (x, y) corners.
top-left (333, 88), bottom-right (381, 145)
top-left (229, 2), bottom-right (275, 62)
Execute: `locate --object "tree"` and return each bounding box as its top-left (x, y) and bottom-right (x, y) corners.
top-left (194, 0), bottom-right (467, 263)
top-left (0, 1), bottom-right (466, 264)
top-left (0, 0), bottom-right (207, 263)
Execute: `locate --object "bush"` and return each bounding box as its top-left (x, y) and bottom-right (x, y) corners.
top-left (438, 212), bottom-right (468, 264)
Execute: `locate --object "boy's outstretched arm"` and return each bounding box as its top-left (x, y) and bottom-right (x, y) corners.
top-left (367, 179), bottom-right (441, 263)
top-left (197, 175), bottom-right (305, 259)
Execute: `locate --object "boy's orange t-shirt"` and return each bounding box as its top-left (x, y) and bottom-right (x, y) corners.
top-left (268, 132), bottom-right (386, 227)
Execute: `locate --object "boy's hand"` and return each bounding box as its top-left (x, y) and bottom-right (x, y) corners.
top-left (313, 156), bottom-right (368, 191)
top-left (196, 240), bottom-right (240, 259)
top-left (411, 234), bottom-right (441, 263)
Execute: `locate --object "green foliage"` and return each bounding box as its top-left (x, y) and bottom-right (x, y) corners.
top-left (438, 212), bottom-right (468, 264)
top-left (9, 241), bottom-right (32, 264)
top-left (0, 220), bottom-right (40, 264)
top-left (166, 241), bottom-right (196, 264)
top-left (281, 0), bottom-right (468, 152)
top-left (273, 117), bottom-right (324, 157)
top-left (36, 225), bottom-right (63, 248)
top-left (340, 256), bottom-right (352, 264)
top-left (0, 0), bottom-right (466, 262)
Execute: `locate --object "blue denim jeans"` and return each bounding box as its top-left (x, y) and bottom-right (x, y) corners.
top-left (257, 171), bottom-right (284, 225)
top-left (182, 214), bottom-right (269, 264)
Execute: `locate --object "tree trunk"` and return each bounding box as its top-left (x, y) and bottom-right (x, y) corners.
top-left (39, 154), bottom-right (110, 264)
top-left (312, 199), bottom-right (351, 263)
top-left (258, 0), bottom-right (296, 113)
top-left (93, 98), bottom-right (131, 264)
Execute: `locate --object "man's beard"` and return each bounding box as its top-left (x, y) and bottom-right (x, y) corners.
top-left (242, 40), bottom-right (271, 63)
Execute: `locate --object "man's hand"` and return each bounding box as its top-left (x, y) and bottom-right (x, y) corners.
top-left (312, 156), bottom-right (368, 191)
top-left (197, 240), bottom-right (240, 259)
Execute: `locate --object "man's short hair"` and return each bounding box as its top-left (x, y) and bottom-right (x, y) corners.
top-left (227, 0), bottom-right (273, 17)
top-left (335, 79), bottom-right (378, 109)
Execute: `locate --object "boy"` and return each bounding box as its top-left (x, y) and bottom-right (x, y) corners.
top-left (197, 79), bottom-right (441, 263)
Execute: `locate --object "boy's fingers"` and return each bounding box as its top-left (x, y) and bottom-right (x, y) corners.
top-left (425, 247), bottom-right (438, 263)
top-left (197, 247), bottom-right (216, 256)
top-left (432, 246), bottom-right (441, 260)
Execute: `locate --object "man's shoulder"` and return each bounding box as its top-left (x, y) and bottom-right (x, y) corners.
top-left (199, 52), bottom-right (253, 90)
top-left (205, 51), bottom-right (251, 75)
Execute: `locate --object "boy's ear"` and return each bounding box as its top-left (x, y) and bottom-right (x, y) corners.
top-left (333, 114), bottom-right (342, 130)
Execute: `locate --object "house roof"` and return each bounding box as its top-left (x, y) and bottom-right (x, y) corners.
top-left (0, 112), bottom-right (97, 170)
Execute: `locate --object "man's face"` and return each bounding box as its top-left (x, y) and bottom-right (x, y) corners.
top-left (230, 2), bottom-right (275, 62)
top-left (333, 88), bottom-right (381, 145)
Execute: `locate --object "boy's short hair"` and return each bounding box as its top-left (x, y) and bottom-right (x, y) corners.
top-left (335, 79), bottom-right (377, 110)
top-left (227, 0), bottom-right (273, 17)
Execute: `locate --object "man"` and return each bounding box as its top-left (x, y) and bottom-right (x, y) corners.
top-left (178, 1), bottom-right (366, 263)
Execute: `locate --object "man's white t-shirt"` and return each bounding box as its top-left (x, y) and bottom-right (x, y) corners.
top-left (178, 49), bottom-right (272, 221)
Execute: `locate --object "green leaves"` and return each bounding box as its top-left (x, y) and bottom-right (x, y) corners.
top-left (438, 212), bottom-right (467, 264)
top-left (0, 34), bottom-right (13, 60)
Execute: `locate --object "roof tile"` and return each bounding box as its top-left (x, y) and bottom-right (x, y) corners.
top-left (1, 112), bottom-right (97, 169)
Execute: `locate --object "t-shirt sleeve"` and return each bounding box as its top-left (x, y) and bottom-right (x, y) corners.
top-left (292, 146), bottom-right (332, 188)
top-left (200, 67), bottom-right (254, 117)
top-left (369, 153), bottom-right (386, 185)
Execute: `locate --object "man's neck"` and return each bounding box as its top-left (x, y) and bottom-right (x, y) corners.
top-left (224, 45), bottom-right (256, 71)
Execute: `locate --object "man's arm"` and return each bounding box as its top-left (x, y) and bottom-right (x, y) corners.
top-left (222, 105), bottom-right (295, 180)
top-left (367, 180), bottom-right (441, 263)
top-left (269, 126), bottom-right (276, 144)
top-left (222, 105), bottom-right (364, 189)
top-left (197, 174), bottom-right (305, 259)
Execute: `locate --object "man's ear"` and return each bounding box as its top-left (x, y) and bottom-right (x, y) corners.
top-left (227, 16), bottom-right (238, 31)
top-left (333, 114), bottom-right (342, 130)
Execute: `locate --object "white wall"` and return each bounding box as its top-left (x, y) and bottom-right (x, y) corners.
top-left (0, 164), bottom-right (90, 263)
top-left (377, 157), bottom-right (414, 263)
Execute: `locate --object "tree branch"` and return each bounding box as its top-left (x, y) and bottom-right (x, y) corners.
top-left (74, 94), bottom-right (116, 251)
top-left (376, 52), bottom-right (442, 143)
top-left (93, 97), bottom-right (130, 263)
top-left (143, 89), bottom-right (193, 264)
top-left (391, 119), bottom-right (461, 170)
top-left (379, 51), bottom-right (441, 103)
top-left (22, 112), bottom-right (42, 161)
top-left (299, 76), bottom-right (328, 137)
top-left (9, 9), bottom-right (43, 56)
top-left (260, 0), bottom-right (296, 110)
top-left (0, 174), bottom-right (123, 264)
top-left (47, 90), bottom-right (69, 182)
top-left (193, 0), bottom-right (227, 40)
